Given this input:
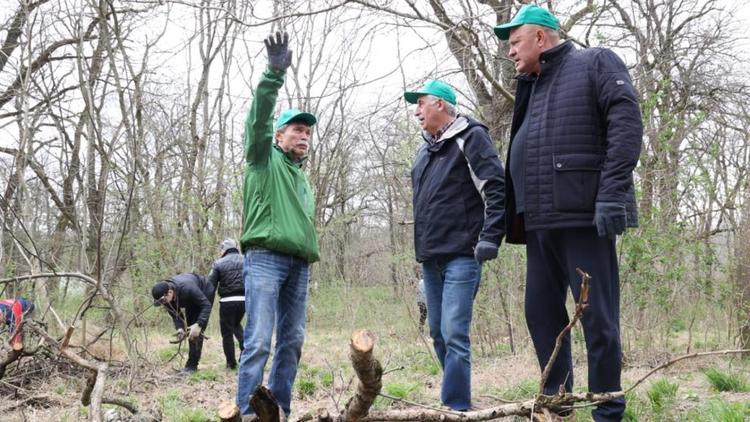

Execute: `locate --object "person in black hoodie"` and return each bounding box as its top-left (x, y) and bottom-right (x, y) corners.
top-left (152, 273), bottom-right (215, 373)
top-left (405, 79), bottom-right (505, 411)
top-left (207, 238), bottom-right (245, 369)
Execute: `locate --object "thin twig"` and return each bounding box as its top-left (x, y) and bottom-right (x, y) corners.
top-left (538, 268), bottom-right (590, 394)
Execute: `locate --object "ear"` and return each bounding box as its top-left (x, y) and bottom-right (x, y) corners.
top-left (536, 28), bottom-right (546, 46)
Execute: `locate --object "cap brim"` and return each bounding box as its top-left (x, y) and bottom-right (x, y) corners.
top-left (289, 112), bottom-right (316, 127)
top-left (494, 23), bottom-right (520, 40)
top-left (404, 91), bottom-right (425, 104)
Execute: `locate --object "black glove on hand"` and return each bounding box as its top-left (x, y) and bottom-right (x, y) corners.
top-left (264, 31), bottom-right (292, 72)
top-left (594, 201), bottom-right (627, 238)
top-left (474, 240), bottom-right (499, 264)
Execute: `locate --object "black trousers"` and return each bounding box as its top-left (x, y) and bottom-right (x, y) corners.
top-left (417, 302), bottom-right (427, 329)
top-left (184, 308), bottom-right (207, 370)
top-left (525, 227), bottom-right (624, 421)
top-left (219, 300), bottom-right (245, 367)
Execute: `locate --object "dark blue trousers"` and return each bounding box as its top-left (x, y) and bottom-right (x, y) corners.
top-left (525, 227), bottom-right (625, 421)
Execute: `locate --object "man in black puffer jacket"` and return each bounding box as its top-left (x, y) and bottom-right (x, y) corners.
top-left (152, 273), bottom-right (215, 373)
top-left (405, 79), bottom-right (505, 411)
top-left (207, 238), bottom-right (245, 369)
top-left (495, 5), bottom-right (643, 421)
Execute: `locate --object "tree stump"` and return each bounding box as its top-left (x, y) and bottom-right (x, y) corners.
top-left (249, 385), bottom-right (285, 422)
top-left (343, 329), bottom-right (383, 422)
top-left (218, 401), bottom-right (241, 422)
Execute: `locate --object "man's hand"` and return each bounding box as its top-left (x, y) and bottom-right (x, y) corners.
top-left (265, 31), bottom-right (292, 72)
top-left (594, 201), bottom-right (627, 238)
top-left (474, 240), bottom-right (499, 264)
top-left (175, 328), bottom-right (185, 339)
top-left (188, 323), bottom-right (202, 341)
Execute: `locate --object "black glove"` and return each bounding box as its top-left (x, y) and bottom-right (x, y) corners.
top-left (264, 31), bottom-right (292, 72)
top-left (474, 240), bottom-right (499, 264)
top-left (594, 201), bottom-right (627, 238)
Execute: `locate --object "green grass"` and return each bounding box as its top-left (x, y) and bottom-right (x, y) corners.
top-left (320, 371), bottom-right (334, 387)
top-left (622, 391), bottom-right (644, 421)
top-left (160, 388), bottom-right (213, 422)
top-left (188, 369), bottom-right (218, 382)
top-left (686, 399), bottom-right (750, 421)
top-left (383, 381), bottom-right (420, 399)
top-left (646, 378), bottom-right (678, 413)
top-left (297, 377), bottom-right (316, 397)
top-left (157, 345), bottom-right (179, 362)
top-left (308, 284), bottom-right (412, 333)
top-left (704, 368), bottom-right (750, 392)
top-left (497, 378), bottom-right (537, 401)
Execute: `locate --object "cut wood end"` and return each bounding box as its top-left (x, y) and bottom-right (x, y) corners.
top-left (351, 329), bottom-right (375, 353)
top-left (217, 401), bottom-right (240, 418)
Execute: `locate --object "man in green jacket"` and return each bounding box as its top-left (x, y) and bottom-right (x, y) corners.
top-left (236, 32), bottom-right (319, 418)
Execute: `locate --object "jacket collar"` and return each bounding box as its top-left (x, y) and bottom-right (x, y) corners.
top-left (539, 40), bottom-right (573, 72)
top-left (422, 115), bottom-right (470, 144)
top-left (514, 40), bottom-right (574, 80)
top-left (273, 143), bottom-right (307, 167)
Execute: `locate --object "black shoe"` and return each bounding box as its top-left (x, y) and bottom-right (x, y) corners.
top-left (180, 367), bottom-right (197, 374)
top-left (226, 362), bottom-right (237, 370)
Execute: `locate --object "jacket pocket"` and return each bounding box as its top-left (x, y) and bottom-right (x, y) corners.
top-left (552, 153), bottom-right (603, 212)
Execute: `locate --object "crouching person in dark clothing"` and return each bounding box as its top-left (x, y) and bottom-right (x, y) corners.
top-left (152, 273), bottom-right (215, 373)
top-left (208, 238), bottom-right (245, 370)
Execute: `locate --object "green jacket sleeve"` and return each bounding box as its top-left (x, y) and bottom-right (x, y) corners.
top-left (244, 68), bottom-right (285, 165)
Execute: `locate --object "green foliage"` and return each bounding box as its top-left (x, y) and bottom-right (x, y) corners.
top-left (686, 399), bottom-right (750, 422)
top-left (646, 378), bottom-right (678, 413)
top-left (704, 368), bottom-right (750, 392)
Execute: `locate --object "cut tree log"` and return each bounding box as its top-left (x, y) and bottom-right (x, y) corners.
top-left (250, 385), bottom-right (287, 422)
top-left (218, 400), bottom-right (241, 422)
top-left (342, 330), bottom-right (382, 422)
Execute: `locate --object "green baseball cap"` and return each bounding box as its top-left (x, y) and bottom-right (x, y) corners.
top-left (404, 79), bottom-right (457, 105)
top-left (494, 4), bottom-right (560, 40)
top-left (274, 108), bottom-right (317, 131)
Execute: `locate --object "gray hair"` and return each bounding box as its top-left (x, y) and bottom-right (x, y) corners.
top-left (425, 94), bottom-right (457, 117)
top-left (275, 124), bottom-right (289, 135)
top-left (544, 27), bottom-right (560, 41)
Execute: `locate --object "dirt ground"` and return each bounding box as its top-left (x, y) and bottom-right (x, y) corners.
top-left (4, 326), bottom-right (749, 421)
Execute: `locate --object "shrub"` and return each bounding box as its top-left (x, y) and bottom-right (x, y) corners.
top-left (646, 378), bottom-right (678, 413)
top-left (704, 368), bottom-right (750, 392)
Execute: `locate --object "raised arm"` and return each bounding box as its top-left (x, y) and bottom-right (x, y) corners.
top-left (244, 32), bottom-right (293, 165)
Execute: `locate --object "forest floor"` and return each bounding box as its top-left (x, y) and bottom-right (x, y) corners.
top-left (3, 284), bottom-right (750, 421)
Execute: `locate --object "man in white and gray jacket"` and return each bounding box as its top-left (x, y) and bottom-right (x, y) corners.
top-left (208, 238), bottom-right (245, 369)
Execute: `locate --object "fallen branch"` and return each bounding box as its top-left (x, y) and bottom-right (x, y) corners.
top-left (26, 320), bottom-right (109, 422)
top-left (0, 348), bottom-right (22, 378)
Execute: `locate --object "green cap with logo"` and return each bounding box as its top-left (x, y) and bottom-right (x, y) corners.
top-left (274, 108), bottom-right (317, 131)
top-left (494, 4), bottom-right (560, 40)
top-left (404, 79), bottom-right (457, 105)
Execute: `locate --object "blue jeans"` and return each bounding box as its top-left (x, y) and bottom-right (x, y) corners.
top-left (236, 249), bottom-right (309, 416)
top-left (422, 256), bottom-right (481, 411)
